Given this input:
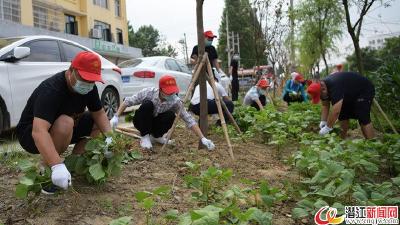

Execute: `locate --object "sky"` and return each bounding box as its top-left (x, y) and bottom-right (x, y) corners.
top-left (126, 0), bottom-right (400, 65)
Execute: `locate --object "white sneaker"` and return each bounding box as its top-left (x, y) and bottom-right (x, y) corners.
top-left (140, 134), bottom-right (153, 150)
top-left (150, 135), bottom-right (173, 145)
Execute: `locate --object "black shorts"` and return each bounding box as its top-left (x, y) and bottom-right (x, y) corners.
top-left (17, 112), bottom-right (94, 154)
top-left (339, 96), bottom-right (374, 125)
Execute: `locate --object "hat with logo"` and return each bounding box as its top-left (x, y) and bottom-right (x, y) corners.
top-left (257, 79), bottom-right (270, 89)
top-left (71, 51), bottom-right (103, 83)
top-left (307, 82), bottom-right (321, 104)
top-left (204, 30), bottom-right (217, 38)
top-left (159, 75), bottom-right (179, 95)
top-left (295, 74), bottom-right (305, 82)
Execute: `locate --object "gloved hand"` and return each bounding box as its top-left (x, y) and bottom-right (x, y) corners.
top-left (51, 163), bottom-right (72, 190)
top-left (319, 125), bottom-right (333, 135)
top-left (201, 137), bottom-right (215, 150)
top-left (110, 115), bottom-right (119, 129)
top-left (104, 136), bottom-right (114, 159)
top-left (291, 91), bottom-right (298, 95)
top-left (319, 121), bottom-right (327, 129)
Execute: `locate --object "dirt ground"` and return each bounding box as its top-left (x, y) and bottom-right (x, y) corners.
top-left (0, 124), bottom-right (302, 225)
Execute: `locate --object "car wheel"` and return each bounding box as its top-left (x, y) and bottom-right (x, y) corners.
top-left (101, 87), bottom-right (119, 119)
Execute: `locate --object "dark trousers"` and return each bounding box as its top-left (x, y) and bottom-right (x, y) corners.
top-left (250, 95), bottom-right (266, 111)
top-left (189, 99), bottom-right (234, 120)
top-left (231, 77), bottom-right (239, 101)
top-left (283, 92), bottom-right (304, 105)
top-left (133, 100), bottom-right (175, 138)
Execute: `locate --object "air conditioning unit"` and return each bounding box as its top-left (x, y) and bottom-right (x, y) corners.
top-left (91, 28), bottom-right (103, 39)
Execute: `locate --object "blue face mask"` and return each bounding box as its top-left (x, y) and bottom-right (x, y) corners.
top-left (163, 93), bottom-right (178, 102)
top-left (72, 71), bottom-right (94, 95)
top-left (205, 39), bottom-right (213, 46)
top-left (257, 88), bottom-right (266, 96)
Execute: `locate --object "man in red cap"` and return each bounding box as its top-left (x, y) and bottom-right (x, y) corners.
top-left (110, 75), bottom-right (215, 151)
top-left (307, 71), bottom-right (375, 139)
top-left (243, 79), bottom-right (270, 110)
top-left (190, 30), bottom-right (224, 79)
top-left (16, 51), bottom-right (113, 193)
top-left (281, 72), bottom-right (308, 105)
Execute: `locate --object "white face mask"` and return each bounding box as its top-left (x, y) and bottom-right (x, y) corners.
top-left (71, 70), bottom-right (94, 95)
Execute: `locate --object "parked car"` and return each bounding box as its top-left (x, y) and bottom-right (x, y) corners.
top-left (118, 56), bottom-right (192, 99)
top-left (0, 35), bottom-right (122, 133)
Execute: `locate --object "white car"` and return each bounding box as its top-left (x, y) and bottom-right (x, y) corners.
top-left (0, 35), bottom-right (122, 133)
top-left (118, 56), bottom-right (192, 98)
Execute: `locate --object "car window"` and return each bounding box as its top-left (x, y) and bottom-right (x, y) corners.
top-left (165, 59), bottom-right (181, 72)
top-left (176, 60), bottom-right (191, 74)
top-left (21, 40), bottom-right (61, 62)
top-left (61, 42), bottom-right (87, 62)
top-left (119, 58), bottom-right (158, 68)
top-left (118, 59), bottom-right (142, 68)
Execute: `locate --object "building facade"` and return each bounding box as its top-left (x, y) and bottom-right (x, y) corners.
top-left (367, 32), bottom-right (400, 50)
top-left (0, 0), bottom-right (142, 63)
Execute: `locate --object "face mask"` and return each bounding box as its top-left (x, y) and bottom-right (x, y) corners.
top-left (71, 71), bottom-right (94, 95)
top-left (257, 88), bottom-right (266, 96)
top-left (163, 93), bottom-right (178, 102)
top-left (205, 39), bottom-right (213, 46)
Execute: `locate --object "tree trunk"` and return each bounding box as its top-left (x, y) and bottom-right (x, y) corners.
top-left (196, 0), bottom-right (208, 148)
top-left (322, 52), bottom-right (329, 76)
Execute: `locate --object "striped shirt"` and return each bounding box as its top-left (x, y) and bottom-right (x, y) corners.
top-left (124, 87), bottom-right (196, 128)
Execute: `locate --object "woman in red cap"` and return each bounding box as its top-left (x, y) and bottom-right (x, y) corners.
top-left (110, 75), bottom-right (215, 151)
top-left (243, 79), bottom-right (270, 110)
top-left (281, 72), bottom-right (308, 105)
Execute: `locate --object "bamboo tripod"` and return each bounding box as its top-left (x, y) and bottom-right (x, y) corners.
top-left (161, 53), bottom-right (237, 161)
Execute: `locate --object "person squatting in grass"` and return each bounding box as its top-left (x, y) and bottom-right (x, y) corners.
top-left (16, 51), bottom-right (113, 193)
top-left (243, 79), bottom-right (270, 111)
top-left (110, 75), bottom-right (215, 151)
top-left (281, 72), bottom-right (308, 105)
top-left (307, 71), bottom-right (376, 139)
top-left (188, 77), bottom-right (234, 126)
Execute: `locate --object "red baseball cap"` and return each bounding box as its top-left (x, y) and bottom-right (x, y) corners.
top-left (295, 74), bottom-right (305, 82)
top-left (307, 82), bottom-right (321, 104)
top-left (257, 79), bottom-right (270, 89)
top-left (204, 30), bottom-right (217, 38)
top-left (71, 51), bottom-right (103, 83)
top-left (159, 75), bottom-right (179, 95)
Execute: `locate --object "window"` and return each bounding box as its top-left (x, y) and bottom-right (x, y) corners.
top-left (176, 60), bottom-right (191, 74)
top-left (94, 20), bottom-right (112, 42)
top-left (21, 40), bottom-right (61, 62)
top-left (165, 59), bottom-right (181, 72)
top-left (116, 28), bottom-right (123, 44)
top-left (0, 0), bottom-right (21, 23)
top-left (65, 14), bottom-right (78, 35)
top-left (33, 0), bottom-right (62, 32)
top-left (93, 0), bottom-right (108, 9)
top-left (61, 42), bottom-right (86, 62)
top-left (114, 0), bottom-right (121, 17)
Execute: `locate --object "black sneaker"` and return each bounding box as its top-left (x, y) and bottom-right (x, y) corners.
top-left (41, 184), bottom-right (58, 195)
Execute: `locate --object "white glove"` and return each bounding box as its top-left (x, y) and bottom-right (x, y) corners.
top-left (201, 137), bottom-right (215, 150)
top-left (51, 163), bottom-right (71, 190)
top-left (319, 125), bottom-right (333, 135)
top-left (104, 137), bottom-right (114, 158)
top-left (291, 91), bottom-right (298, 95)
top-left (319, 121), bottom-right (327, 129)
top-left (105, 136), bottom-right (113, 146)
top-left (110, 115), bottom-right (119, 129)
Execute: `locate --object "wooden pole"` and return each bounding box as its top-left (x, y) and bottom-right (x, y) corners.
top-left (373, 99), bottom-right (398, 134)
top-left (116, 126), bottom-right (140, 136)
top-left (115, 128), bottom-right (141, 139)
top-left (196, 0), bottom-right (208, 149)
top-left (205, 57), bottom-right (235, 161)
top-left (160, 54), bottom-right (208, 152)
top-left (219, 97), bottom-right (242, 134)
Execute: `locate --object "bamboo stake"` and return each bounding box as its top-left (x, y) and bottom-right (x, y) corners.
top-left (205, 57), bottom-right (235, 161)
top-left (160, 53), bottom-right (208, 151)
top-left (116, 126), bottom-right (140, 135)
top-left (373, 99), bottom-right (398, 134)
top-left (115, 128), bottom-right (141, 139)
top-left (219, 97), bottom-right (242, 134)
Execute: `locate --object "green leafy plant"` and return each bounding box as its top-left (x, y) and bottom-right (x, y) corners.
top-left (15, 159), bottom-right (51, 199)
top-left (109, 216), bottom-right (132, 225)
top-left (135, 186), bottom-right (171, 225)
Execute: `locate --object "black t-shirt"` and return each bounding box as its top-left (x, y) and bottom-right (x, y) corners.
top-left (16, 71), bottom-right (102, 131)
top-left (191, 45), bottom-right (218, 67)
top-left (323, 72), bottom-right (374, 105)
top-left (230, 60), bottom-right (239, 78)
